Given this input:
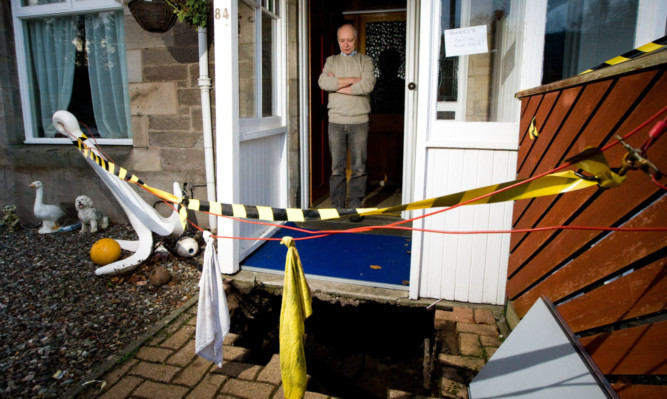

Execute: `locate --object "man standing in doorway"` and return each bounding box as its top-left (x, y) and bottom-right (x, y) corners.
top-left (318, 23), bottom-right (376, 222)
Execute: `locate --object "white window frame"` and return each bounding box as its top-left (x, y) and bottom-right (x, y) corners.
top-left (238, 0), bottom-right (285, 136)
top-left (11, 0), bottom-right (131, 145)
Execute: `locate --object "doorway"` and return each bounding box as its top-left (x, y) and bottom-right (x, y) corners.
top-left (308, 1), bottom-right (407, 210)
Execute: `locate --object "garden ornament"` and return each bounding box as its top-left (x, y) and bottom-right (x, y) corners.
top-left (175, 236), bottom-right (199, 257)
top-left (2, 205), bottom-right (20, 232)
top-left (75, 195), bottom-right (109, 234)
top-left (52, 110), bottom-right (184, 276)
top-left (29, 180), bottom-right (66, 234)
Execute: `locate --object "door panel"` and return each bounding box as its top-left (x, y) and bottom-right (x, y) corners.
top-left (360, 12), bottom-right (407, 185)
top-left (308, 1), bottom-right (341, 206)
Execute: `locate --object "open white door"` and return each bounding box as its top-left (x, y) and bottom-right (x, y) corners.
top-left (213, 0), bottom-right (288, 274)
top-left (407, 0), bottom-right (546, 303)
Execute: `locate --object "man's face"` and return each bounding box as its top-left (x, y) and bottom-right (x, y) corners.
top-left (337, 26), bottom-right (356, 55)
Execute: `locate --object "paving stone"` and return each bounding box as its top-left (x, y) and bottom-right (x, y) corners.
top-left (387, 389), bottom-right (414, 398)
top-left (103, 358), bottom-right (139, 387)
top-left (441, 366), bottom-right (466, 383)
top-left (167, 339), bottom-right (197, 367)
top-left (147, 332), bottom-right (169, 346)
top-left (304, 391), bottom-right (330, 398)
top-left (173, 356), bottom-right (214, 387)
top-left (458, 332), bottom-right (483, 357)
top-left (161, 325), bottom-right (196, 349)
top-left (257, 354), bottom-right (282, 385)
top-left (185, 373), bottom-right (227, 399)
top-left (474, 309), bottom-right (496, 325)
top-left (440, 376), bottom-right (468, 399)
top-left (220, 379), bottom-right (276, 399)
top-left (480, 335), bottom-right (502, 347)
top-left (456, 322), bottom-right (498, 337)
top-left (187, 304), bottom-right (198, 315)
top-left (129, 361), bottom-right (181, 382)
top-left (223, 332), bottom-right (240, 346)
top-left (435, 307), bottom-right (474, 327)
top-left (224, 345), bottom-right (251, 362)
top-left (271, 384), bottom-right (285, 399)
top-left (438, 354), bottom-right (485, 372)
top-left (162, 313), bottom-right (192, 335)
top-left (212, 361), bottom-right (260, 378)
top-left (99, 375), bottom-right (143, 399)
top-left (136, 346), bottom-right (174, 363)
top-left (237, 364), bottom-right (263, 380)
top-left (484, 346), bottom-right (498, 360)
top-left (132, 380), bottom-right (189, 399)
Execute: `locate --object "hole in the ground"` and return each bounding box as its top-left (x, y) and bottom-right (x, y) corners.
top-left (228, 285), bottom-right (437, 398)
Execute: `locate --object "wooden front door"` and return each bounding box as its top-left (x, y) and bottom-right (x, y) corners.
top-left (358, 12), bottom-right (406, 186)
top-left (309, 4), bottom-right (407, 206)
top-left (308, 1), bottom-right (341, 206)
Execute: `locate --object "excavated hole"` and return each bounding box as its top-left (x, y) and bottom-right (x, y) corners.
top-left (227, 284), bottom-right (437, 398)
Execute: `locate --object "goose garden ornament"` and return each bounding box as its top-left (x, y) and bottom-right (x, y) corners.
top-left (29, 181), bottom-right (66, 234)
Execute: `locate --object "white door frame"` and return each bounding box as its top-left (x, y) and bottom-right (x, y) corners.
top-left (407, 0), bottom-right (547, 302)
top-left (213, 0), bottom-right (241, 274)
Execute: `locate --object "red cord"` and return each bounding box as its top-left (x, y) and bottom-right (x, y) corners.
top-left (74, 105), bottom-right (667, 241)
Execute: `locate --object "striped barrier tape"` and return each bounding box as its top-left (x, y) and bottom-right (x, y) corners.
top-left (71, 135), bottom-right (625, 226)
top-left (579, 35), bottom-right (667, 75)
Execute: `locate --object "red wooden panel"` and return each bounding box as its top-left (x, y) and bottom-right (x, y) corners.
top-left (510, 71), bottom-right (660, 257)
top-left (516, 90), bottom-right (574, 179)
top-left (563, 69), bottom-right (662, 159)
top-left (579, 320), bottom-right (667, 375)
top-left (510, 81), bottom-right (612, 251)
top-left (507, 74), bottom-right (667, 280)
top-left (511, 195), bottom-right (667, 315)
top-left (518, 94), bottom-right (545, 149)
top-left (615, 384), bottom-right (667, 399)
top-left (507, 162), bottom-right (663, 298)
top-left (557, 259), bottom-right (667, 332)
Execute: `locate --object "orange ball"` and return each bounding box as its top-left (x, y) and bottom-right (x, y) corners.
top-left (90, 238), bottom-right (122, 266)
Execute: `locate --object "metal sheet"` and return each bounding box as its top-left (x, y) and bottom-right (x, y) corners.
top-left (469, 297), bottom-right (614, 399)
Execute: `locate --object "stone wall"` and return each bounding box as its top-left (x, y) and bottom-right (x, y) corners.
top-left (0, 5), bottom-right (211, 229)
top-left (0, 1), bottom-right (301, 230)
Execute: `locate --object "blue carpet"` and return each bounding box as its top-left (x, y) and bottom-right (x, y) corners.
top-left (241, 224), bottom-right (411, 289)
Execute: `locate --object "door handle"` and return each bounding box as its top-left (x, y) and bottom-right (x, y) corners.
top-left (407, 82), bottom-right (416, 90)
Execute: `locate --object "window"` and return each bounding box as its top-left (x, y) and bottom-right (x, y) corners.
top-left (11, 0), bottom-right (131, 143)
top-left (238, 0), bottom-right (279, 119)
top-left (436, 0), bottom-right (519, 122)
top-left (543, 0), bottom-right (639, 84)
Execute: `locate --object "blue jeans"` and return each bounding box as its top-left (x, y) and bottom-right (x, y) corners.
top-left (328, 122), bottom-right (368, 209)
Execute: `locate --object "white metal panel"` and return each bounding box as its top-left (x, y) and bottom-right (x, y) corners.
top-left (238, 131), bottom-right (287, 258)
top-left (418, 148), bottom-right (516, 303)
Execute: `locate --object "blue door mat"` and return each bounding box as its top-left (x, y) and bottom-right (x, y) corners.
top-left (241, 224), bottom-right (412, 290)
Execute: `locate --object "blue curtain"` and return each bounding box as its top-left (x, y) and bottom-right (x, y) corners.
top-left (28, 16), bottom-right (77, 137)
top-left (85, 11), bottom-right (131, 138)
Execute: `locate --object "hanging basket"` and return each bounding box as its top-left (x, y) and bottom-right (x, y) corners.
top-left (128, 0), bottom-right (178, 33)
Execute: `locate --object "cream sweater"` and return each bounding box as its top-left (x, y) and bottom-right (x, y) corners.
top-left (318, 53), bottom-right (376, 124)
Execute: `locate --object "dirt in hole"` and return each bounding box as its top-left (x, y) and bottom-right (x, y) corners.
top-left (227, 284), bottom-right (438, 398)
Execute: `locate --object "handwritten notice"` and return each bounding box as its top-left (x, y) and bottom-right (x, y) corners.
top-left (444, 25), bottom-right (488, 57)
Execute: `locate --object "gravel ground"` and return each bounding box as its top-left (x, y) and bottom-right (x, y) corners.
top-left (0, 223), bottom-right (203, 398)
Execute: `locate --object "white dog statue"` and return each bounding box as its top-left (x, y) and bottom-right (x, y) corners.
top-left (75, 195), bottom-right (109, 234)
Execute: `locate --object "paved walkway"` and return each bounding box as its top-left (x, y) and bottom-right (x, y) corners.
top-left (72, 276), bottom-right (508, 399)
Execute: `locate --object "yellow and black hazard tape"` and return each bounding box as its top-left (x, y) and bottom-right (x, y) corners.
top-left (579, 35), bottom-right (667, 75)
top-left (71, 135), bottom-right (625, 224)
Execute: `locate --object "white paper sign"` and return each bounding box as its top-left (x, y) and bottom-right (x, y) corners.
top-left (444, 25), bottom-right (488, 57)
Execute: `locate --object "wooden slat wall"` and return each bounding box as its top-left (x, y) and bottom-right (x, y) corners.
top-left (508, 57), bottom-right (667, 399)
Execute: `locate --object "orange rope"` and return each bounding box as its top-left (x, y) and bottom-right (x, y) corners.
top-left (67, 105), bottom-right (667, 241)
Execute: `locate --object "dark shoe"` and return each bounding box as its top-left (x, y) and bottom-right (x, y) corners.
top-left (350, 215), bottom-right (365, 223)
